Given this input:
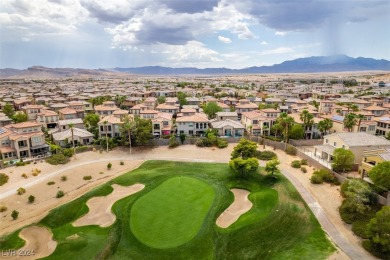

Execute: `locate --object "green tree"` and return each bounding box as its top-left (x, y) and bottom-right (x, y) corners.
top-left (344, 179), bottom-right (376, 214)
top-left (229, 157), bottom-right (259, 177)
top-left (368, 161), bottom-right (390, 190)
top-left (343, 113), bottom-right (357, 132)
top-left (367, 206), bottom-right (390, 256)
top-left (120, 115), bottom-right (136, 154)
top-left (356, 114), bottom-right (365, 132)
top-left (203, 102), bottom-right (222, 119)
top-left (299, 110), bottom-right (314, 139)
top-left (157, 96), bottom-right (166, 104)
top-left (114, 95), bottom-right (126, 107)
top-left (179, 133), bottom-right (186, 144)
top-left (28, 195), bottom-right (35, 203)
top-left (231, 139), bottom-right (258, 159)
top-left (84, 113), bottom-right (100, 128)
top-left (13, 112), bottom-right (28, 123)
top-left (277, 112), bottom-right (294, 150)
top-left (134, 117), bottom-right (153, 145)
top-left (11, 210), bottom-right (19, 220)
top-left (2, 103), bottom-right (15, 118)
top-left (309, 100), bottom-right (320, 110)
top-left (265, 159), bottom-right (280, 175)
top-left (332, 148), bottom-right (355, 172)
top-left (177, 92), bottom-right (189, 107)
top-left (317, 118), bottom-right (333, 137)
top-left (289, 124), bottom-right (304, 140)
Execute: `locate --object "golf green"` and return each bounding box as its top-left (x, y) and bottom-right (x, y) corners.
top-left (130, 176), bottom-right (215, 249)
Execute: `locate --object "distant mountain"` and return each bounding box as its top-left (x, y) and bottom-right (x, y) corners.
top-left (114, 55), bottom-right (390, 75)
top-left (1, 55), bottom-right (389, 78)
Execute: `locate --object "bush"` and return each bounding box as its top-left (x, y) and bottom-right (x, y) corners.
top-left (301, 166), bottom-right (307, 173)
top-left (46, 154), bottom-right (70, 165)
top-left (0, 206), bottom-right (7, 212)
top-left (217, 138), bottom-right (228, 149)
top-left (61, 176), bottom-right (67, 181)
top-left (291, 160), bottom-right (301, 168)
top-left (0, 173), bottom-right (9, 186)
top-left (107, 163), bottom-right (112, 169)
top-left (31, 168), bottom-right (41, 176)
top-left (75, 146), bottom-right (88, 153)
top-left (310, 174), bottom-right (323, 184)
top-left (11, 210), bottom-right (19, 220)
top-left (120, 161), bottom-right (124, 165)
top-left (47, 181), bottom-right (55, 185)
top-left (195, 137), bottom-right (212, 147)
top-left (352, 220), bottom-right (370, 239)
top-left (83, 176), bottom-right (92, 180)
top-left (168, 136), bottom-right (179, 148)
top-left (21, 173), bottom-right (28, 179)
top-left (56, 191), bottom-right (64, 198)
top-left (63, 148), bottom-right (74, 157)
top-left (285, 145), bottom-right (297, 155)
top-left (301, 159), bottom-right (308, 165)
top-left (340, 180), bottom-right (350, 197)
top-left (17, 187), bottom-right (26, 195)
top-left (28, 195), bottom-right (35, 203)
top-left (255, 150), bottom-right (277, 161)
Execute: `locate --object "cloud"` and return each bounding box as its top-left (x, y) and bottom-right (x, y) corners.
top-left (260, 41), bottom-right (268, 45)
top-left (275, 31), bottom-right (286, 36)
top-left (218, 36), bottom-right (232, 43)
top-left (260, 47), bottom-right (294, 55)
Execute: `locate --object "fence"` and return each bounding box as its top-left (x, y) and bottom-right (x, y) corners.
top-left (289, 139), bottom-right (323, 147)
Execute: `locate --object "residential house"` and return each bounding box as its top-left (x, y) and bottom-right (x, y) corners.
top-left (375, 117), bottom-right (390, 137)
top-left (52, 128), bottom-right (94, 147)
top-left (156, 103), bottom-right (180, 115)
top-left (152, 113), bottom-right (173, 136)
top-left (235, 100), bottom-right (258, 120)
top-left (176, 113), bottom-right (209, 136)
top-left (363, 105), bottom-right (388, 117)
top-left (319, 100), bottom-right (334, 114)
top-left (98, 115), bottom-right (123, 138)
top-left (36, 109), bottom-right (59, 129)
top-left (57, 118), bottom-right (85, 132)
top-left (95, 101), bottom-right (119, 118)
top-left (58, 107), bottom-right (79, 120)
top-left (143, 97), bottom-right (157, 110)
top-left (359, 148), bottom-right (390, 178)
top-left (216, 112), bottom-right (238, 121)
top-left (313, 132), bottom-right (390, 166)
top-left (289, 113), bottom-right (322, 139)
top-left (140, 110), bottom-right (159, 120)
top-left (22, 105), bottom-right (45, 121)
top-left (130, 103), bottom-right (147, 116)
top-left (210, 119), bottom-right (245, 137)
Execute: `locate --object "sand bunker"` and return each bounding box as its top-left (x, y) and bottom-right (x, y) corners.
top-left (216, 189), bottom-right (253, 228)
top-left (73, 183), bottom-right (145, 227)
top-left (5, 226), bottom-right (57, 260)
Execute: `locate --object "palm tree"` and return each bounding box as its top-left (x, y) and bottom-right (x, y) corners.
top-left (343, 113), bottom-right (357, 132)
top-left (262, 125), bottom-right (269, 149)
top-left (356, 114), bottom-right (365, 132)
top-left (103, 120), bottom-right (109, 152)
top-left (300, 109), bottom-right (314, 139)
top-left (317, 118), bottom-right (333, 137)
top-left (277, 112), bottom-right (295, 150)
top-left (120, 115), bottom-right (136, 154)
top-left (68, 123), bottom-right (76, 159)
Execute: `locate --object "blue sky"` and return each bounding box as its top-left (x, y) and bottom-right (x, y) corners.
top-left (1, 0), bottom-right (389, 69)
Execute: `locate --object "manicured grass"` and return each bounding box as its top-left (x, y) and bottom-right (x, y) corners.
top-left (131, 176), bottom-right (215, 249)
top-left (0, 161), bottom-right (335, 259)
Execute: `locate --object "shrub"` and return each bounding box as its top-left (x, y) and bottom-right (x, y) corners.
top-left (46, 154), bottom-right (70, 165)
top-left (310, 169), bottom-right (337, 185)
top-left (17, 187), bottom-right (26, 195)
top-left (0, 206), bottom-right (7, 212)
top-left (0, 173), bottom-right (9, 186)
top-left (21, 173), bottom-right (28, 179)
top-left (352, 220), bottom-right (370, 239)
top-left (16, 161), bottom-right (28, 167)
top-left (28, 195), bottom-right (35, 203)
top-left (168, 135), bottom-right (179, 148)
top-left (310, 174), bottom-right (323, 184)
top-left (285, 145), bottom-right (297, 155)
top-left (107, 163), bottom-right (112, 169)
top-left (340, 180), bottom-right (350, 197)
top-left (63, 148), bottom-right (74, 157)
top-left (301, 166), bottom-right (307, 173)
top-left (291, 160), bottom-right (301, 168)
top-left (75, 146), bottom-right (88, 153)
top-left (83, 176), bottom-right (92, 180)
top-left (47, 181), bottom-right (55, 185)
top-left (300, 159), bottom-right (308, 165)
top-left (195, 137), bottom-right (212, 147)
top-left (120, 161), bottom-right (124, 165)
top-left (61, 176), bottom-right (67, 181)
top-left (255, 150), bottom-right (277, 161)
top-left (11, 210), bottom-right (19, 220)
top-left (56, 191), bottom-right (64, 198)
top-left (31, 168), bottom-right (41, 176)
top-left (217, 138), bottom-right (228, 149)
top-left (99, 171), bottom-right (104, 174)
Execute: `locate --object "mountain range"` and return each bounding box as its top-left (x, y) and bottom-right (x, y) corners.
top-left (1, 55), bottom-right (389, 78)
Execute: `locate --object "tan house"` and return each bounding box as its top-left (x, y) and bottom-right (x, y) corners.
top-left (375, 117), bottom-right (390, 137)
top-left (359, 148), bottom-right (390, 178)
top-left (152, 113), bottom-right (173, 136)
top-left (36, 109), bottom-right (59, 129)
top-left (210, 119), bottom-right (245, 137)
top-left (22, 105), bottom-right (45, 121)
top-left (95, 101), bottom-right (119, 118)
top-left (0, 122), bottom-right (49, 160)
top-left (156, 103), bottom-right (180, 115)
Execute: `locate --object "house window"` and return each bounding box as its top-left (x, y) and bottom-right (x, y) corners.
top-left (100, 126), bottom-right (104, 131)
top-left (368, 125), bottom-right (375, 132)
top-left (32, 136), bottom-right (41, 143)
top-left (334, 142), bottom-right (337, 147)
top-left (342, 145), bottom-right (345, 149)
top-left (325, 139), bottom-right (328, 143)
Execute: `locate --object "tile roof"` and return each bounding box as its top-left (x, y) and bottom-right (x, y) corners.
top-left (326, 132), bottom-right (390, 147)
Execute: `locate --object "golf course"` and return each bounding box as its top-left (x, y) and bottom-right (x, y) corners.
top-left (0, 160), bottom-right (336, 259)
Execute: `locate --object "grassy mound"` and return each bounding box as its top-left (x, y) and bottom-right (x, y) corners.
top-left (0, 161), bottom-right (335, 259)
top-left (131, 176), bottom-right (215, 249)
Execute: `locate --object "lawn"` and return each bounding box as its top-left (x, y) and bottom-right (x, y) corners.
top-left (0, 161), bottom-right (335, 259)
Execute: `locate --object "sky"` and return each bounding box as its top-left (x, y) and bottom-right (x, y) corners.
top-left (1, 0), bottom-right (390, 69)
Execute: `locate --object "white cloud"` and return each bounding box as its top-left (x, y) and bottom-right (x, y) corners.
top-left (260, 47), bottom-right (294, 55)
top-left (161, 41), bottom-right (222, 63)
top-left (275, 31), bottom-right (286, 36)
top-left (218, 36), bottom-right (232, 43)
top-left (260, 41), bottom-right (268, 45)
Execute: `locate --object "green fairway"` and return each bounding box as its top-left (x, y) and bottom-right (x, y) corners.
top-left (130, 176), bottom-right (215, 249)
top-left (0, 161), bottom-right (336, 259)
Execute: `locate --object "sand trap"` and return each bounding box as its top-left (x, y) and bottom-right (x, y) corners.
top-left (216, 189), bottom-right (253, 228)
top-left (4, 226), bottom-right (57, 260)
top-left (73, 183), bottom-right (145, 227)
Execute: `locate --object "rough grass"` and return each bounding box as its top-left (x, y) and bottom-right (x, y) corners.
top-left (0, 161), bottom-right (335, 259)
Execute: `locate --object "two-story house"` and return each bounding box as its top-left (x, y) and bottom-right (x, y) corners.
top-left (22, 105), bottom-right (45, 121)
top-left (95, 101), bottom-right (119, 118)
top-left (152, 113), bottom-right (173, 136)
top-left (36, 109), bottom-right (59, 129)
top-left (176, 113), bottom-right (209, 136)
